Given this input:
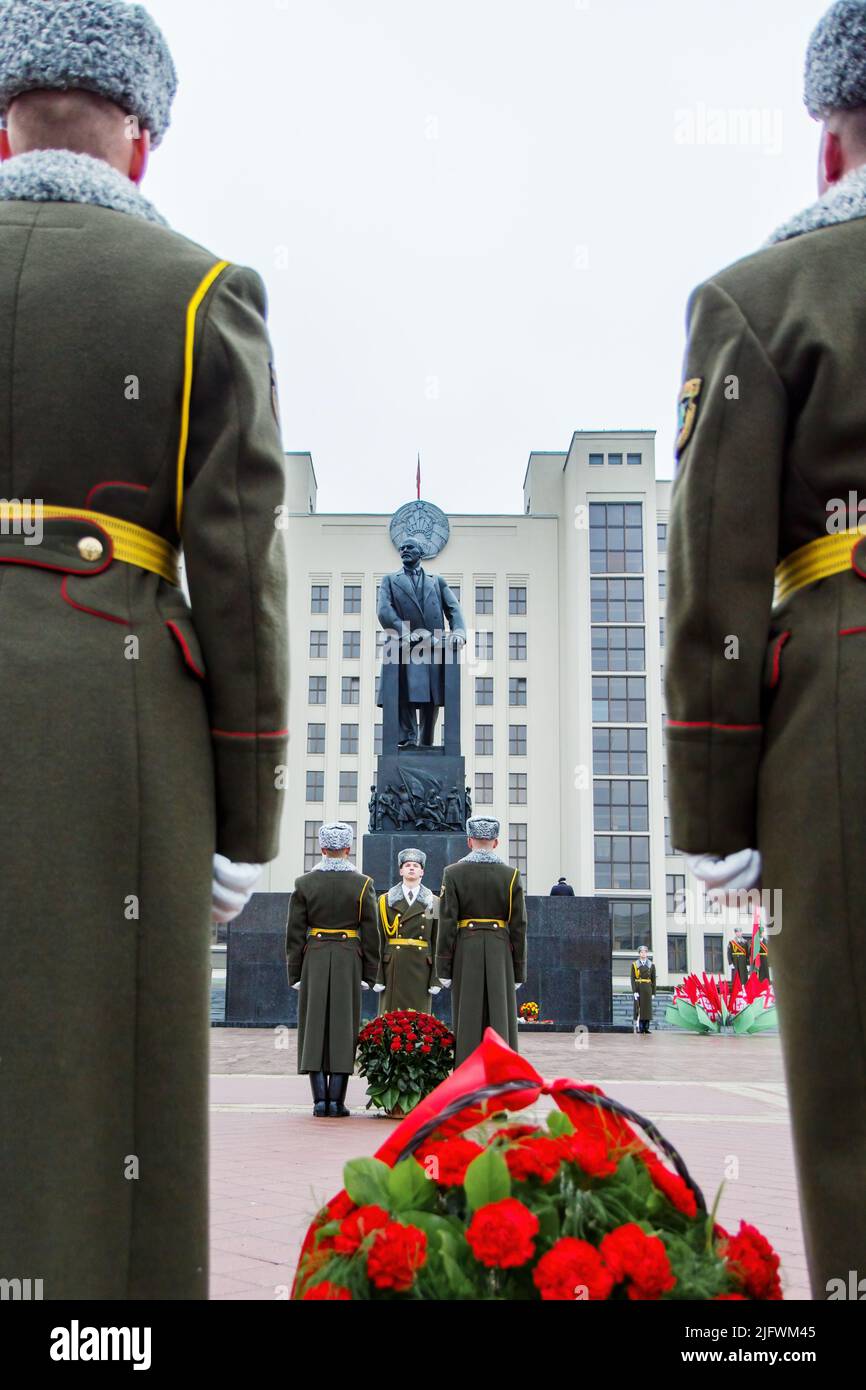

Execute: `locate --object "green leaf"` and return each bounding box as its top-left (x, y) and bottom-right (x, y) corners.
top-left (343, 1157), bottom-right (392, 1209)
top-left (463, 1147), bottom-right (512, 1212)
top-left (536, 1202), bottom-right (561, 1245)
top-left (389, 1158), bottom-right (435, 1212)
top-left (547, 1110), bottom-right (575, 1138)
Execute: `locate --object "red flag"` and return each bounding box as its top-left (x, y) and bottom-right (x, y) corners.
top-left (416, 453), bottom-right (421, 500)
top-left (750, 908), bottom-right (763, 968)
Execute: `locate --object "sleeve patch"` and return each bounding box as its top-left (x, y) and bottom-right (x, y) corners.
top-left (675, 377), bottom-right (703, 457)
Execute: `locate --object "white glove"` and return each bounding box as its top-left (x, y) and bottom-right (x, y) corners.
top-left (373, 983), bottom-right (386, 993)
top-left (428, 986), bottom-right (441, 996)
top-left (361, 981), bottom-right (370, 990)
top-left (515, 983), bottom-right (523, 991)
top-left (439, 978), bottom-right (452, 988)
top-left (686, 849), bottom-right (761, 892)
top-left (212, 855), bottom-right (263, 924)
top-left (634, 992), bottom-right (640, 1000)
top-left (292, 982), bottom-right (301, 992)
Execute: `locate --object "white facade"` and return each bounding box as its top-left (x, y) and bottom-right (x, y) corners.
top-left (264, 438), bottom-right (733, 988)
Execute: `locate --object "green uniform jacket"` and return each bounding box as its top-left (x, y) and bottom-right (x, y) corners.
top-left (0, 192), bottom-right (287, 1300)
top-left (631, 959), bottom-right (655, 1023)
top-left (286, 865), bottom-right (379, 1075)
top-left (376, 889), bottom-right (440, 1014)
top-left (436, 856), bottom-right (527, 1066)
top-left (665, 190), bottom-right (866, 1294)
top-left (728, 939), bottom-right (750, 988)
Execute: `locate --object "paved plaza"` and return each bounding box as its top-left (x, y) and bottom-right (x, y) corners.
top-left (208, 1028), bottom-right (809, 1300)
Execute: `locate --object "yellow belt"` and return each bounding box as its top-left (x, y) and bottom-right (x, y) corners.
top-left (774, 526), bottom-right (866, 607)
top-left (458, 918), bottom-right (507, 929)
top-left (390, 937), bottom-right (427, 948)
top-left (0, 503), bottom-right (180, 586)
top-left (309, 929), bottom-right (359, 939)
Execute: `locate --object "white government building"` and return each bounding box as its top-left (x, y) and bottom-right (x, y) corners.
top-left (262, 430), bottom-right (736, 991)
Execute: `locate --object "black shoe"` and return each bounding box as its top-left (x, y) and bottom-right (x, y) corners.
top-left (326, 1073), bottom-right (350, 1117)
top-left (310, 1071), bottom-right (327, 1117)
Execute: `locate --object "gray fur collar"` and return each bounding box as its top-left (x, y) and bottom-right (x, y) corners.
top-left (387, 882), bottom-right (434, 908)
top-left (767, 164), bottom-right (866, 245)
top-left (313, 858), bottom-right (358, 873)
top-left (0, 149), bottom-right (168, 226)
top-left (460, 849), bottom-right (505, 864)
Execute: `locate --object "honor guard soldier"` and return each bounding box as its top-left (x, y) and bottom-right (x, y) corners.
top-left (0, 1), bottom-right (288, 1299)
top-left (666, 0), bottom-right (866, 1297)
top-left (286, 823), bottom-right (381, 1118)
top-left (376, 848), bottom-right (441, 1014)
top-left (436, 816), bottom-right (528, 1066)
top-left (631, 946), bottom-right (656, 1035)
top-left (728, 926), bottom-right (750, 989)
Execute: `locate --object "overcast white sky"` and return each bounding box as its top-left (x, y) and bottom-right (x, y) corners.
top-left (143, 0), bottom-right (828, 515)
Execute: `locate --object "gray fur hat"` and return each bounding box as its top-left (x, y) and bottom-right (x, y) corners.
top-left (0, 0), bottom-right (177, 146)
top-left (467, 816), bottom-right (500, 840)
top-left (398, 847), bottom-right (426, 868)
top-left (805, 1), bottom-right (866, 117)
top-left (319, 821), bottom-right (354, 851)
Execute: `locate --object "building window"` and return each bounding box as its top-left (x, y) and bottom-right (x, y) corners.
top-left (344, 820), bottom-right (358, 847)
top-left (509, 772), bottom-right (528, 804)
top-left (374, 675), bottom-right (381, 704)
top-left (608, 452), bottom-right (623, 466)
top-left (476, 772), bottom-right (494, 805)
top-left (475, 585), bottom-right (494, 615)
top-left (666, 873), bottom-right (686, 916)
top-left (308, 675), bottom-right (327, 704)
top-left (668, 934), bottom-right (688, 973)
top-left (509, 586), bottom-right (527, 614)
top-left (304, 820), bottom-right (323, 870)
top-left (340, 723), bottom-right (359, 755)
top-left (342, 630), bottom-right (361, 659)
top-left (310, 630), bottom-right (328, 658)
top-left (342, 676), bottom-right (360, 705)
top-left (311, 584), bottom-right (329, 613)
top-left (594, 780), bottom-right (649, 832)
top-left (509, 823), bottom-right (528, 876)
top-left (591, 627), bottom-right (645, 673)
top-left (306, 770), bottom-right (324, 803)
top-left (509, 631), bottom-right (527, 661)
top-left (704, 934), bottom-right (724, 974)
top-left (449, 584), bottom-right (461, 602)
top-left (659, 616), bottom-right (665, 647)
top-left (590, 577), bottom-right (644, 623)
top-left (594, 835), bottom-right (650, 890)
top-left (509, 677), bottom-right (527, 706)
top-left (374, 723), bottom-right (383, 756)
top-left (589, 502), bottom-right (643, 575)
top-left (589, 452), bottom-right (604, 467)
top-left (475, 724), bottom-right (494, 756)
top-left (475, 677), bottom-right (494, 705)
top-left (665, 817), bottom-right (673, 854)
top-left (657, 522), bottom-right (668, 553)
top-left (610, 899), bottom-right (651, 951)
top-left (658, 571), bottom-right (667, 602)
top-left (591, 676), bottom-right (646, 723)
top-left (592, 727), bottom-right (647, 776)
top-left (344, 584), bottom-right (362, 613)
top-left (339, 770), bottom-right (358, 803)
top-left (307, 722), bottom-right (325, 755)
top-left (509, 724), bottom-right (527, 756)
top-left (475, 631), bottom-right (493, 660)
top-left (627, 453), bottom-right (642, 467)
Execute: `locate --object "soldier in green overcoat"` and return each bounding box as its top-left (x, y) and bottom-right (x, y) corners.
top-left (436, 816), bottom-right (528, 1066)
top-left (286, 823), bottom-right (380, 1117)
top-left (377, 847), bottom-right (441, 1014)
top-left (631, 946), bottom-right (656, 1034)
top-left (0, 1), bottom-right (288, 1300)
top-left (728, 928), bottom-right (750, 990)
top-left (665, 0), bottom-right (866, 1296)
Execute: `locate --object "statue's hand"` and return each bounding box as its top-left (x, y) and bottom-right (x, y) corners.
top-left (451, 632), bottom-right (467, 647)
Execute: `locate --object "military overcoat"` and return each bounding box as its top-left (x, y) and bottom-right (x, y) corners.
top-left (665, 166), bottom-right (866, 1294)
top-left (286, 862), bottom-right (379, 1075)
top-left (436, 853), bottom-right (527, 1065)
top-left (728, 938), bottom-right (750, 989)
top-left (631, 959), bottom-right (655, 1024)
top-left (0, 153), bottom-right (288, 1300)
top-left (376, 886), bottom-right (440, 1013)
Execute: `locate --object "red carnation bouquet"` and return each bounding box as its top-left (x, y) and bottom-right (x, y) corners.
top-left (356, 1010), bottom-right (455, 1116)
top-left (293, 1030), bottom-right (783, 1301)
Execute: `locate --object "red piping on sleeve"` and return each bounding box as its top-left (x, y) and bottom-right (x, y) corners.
top-left (85, 481), bottom-right (150, 508)
top-left (165, 620), bottom-right (205, 679)
top-left (60, 575), bottom-right (129, 626)
top-left (665, 720), bottom-right (763, 732)
top-left (770, 631), bottom-right (791, 690)
top-left (840, 626), bottom-right (866, 637)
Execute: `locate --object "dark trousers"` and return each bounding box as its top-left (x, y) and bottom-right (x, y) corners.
top-left (399, 702), bottom-right (439, 746)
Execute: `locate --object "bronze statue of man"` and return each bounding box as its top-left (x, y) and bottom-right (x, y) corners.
top-left (377, 538), bottom-right (466, 748)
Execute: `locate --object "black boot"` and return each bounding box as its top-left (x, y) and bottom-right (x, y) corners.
top-left (326, 1073), bottom-right (350, 1117)
top-left (310, 1071), bottom-right (327, 1117)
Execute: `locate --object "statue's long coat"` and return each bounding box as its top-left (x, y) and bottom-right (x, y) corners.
top-left (376, 568), bottom-right (465, 706)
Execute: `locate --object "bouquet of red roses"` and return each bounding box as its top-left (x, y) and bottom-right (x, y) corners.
top-left (293, 1030), bottom-right (782, 1301)
top-left (356, 1010), bottom-right (455, 1116)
